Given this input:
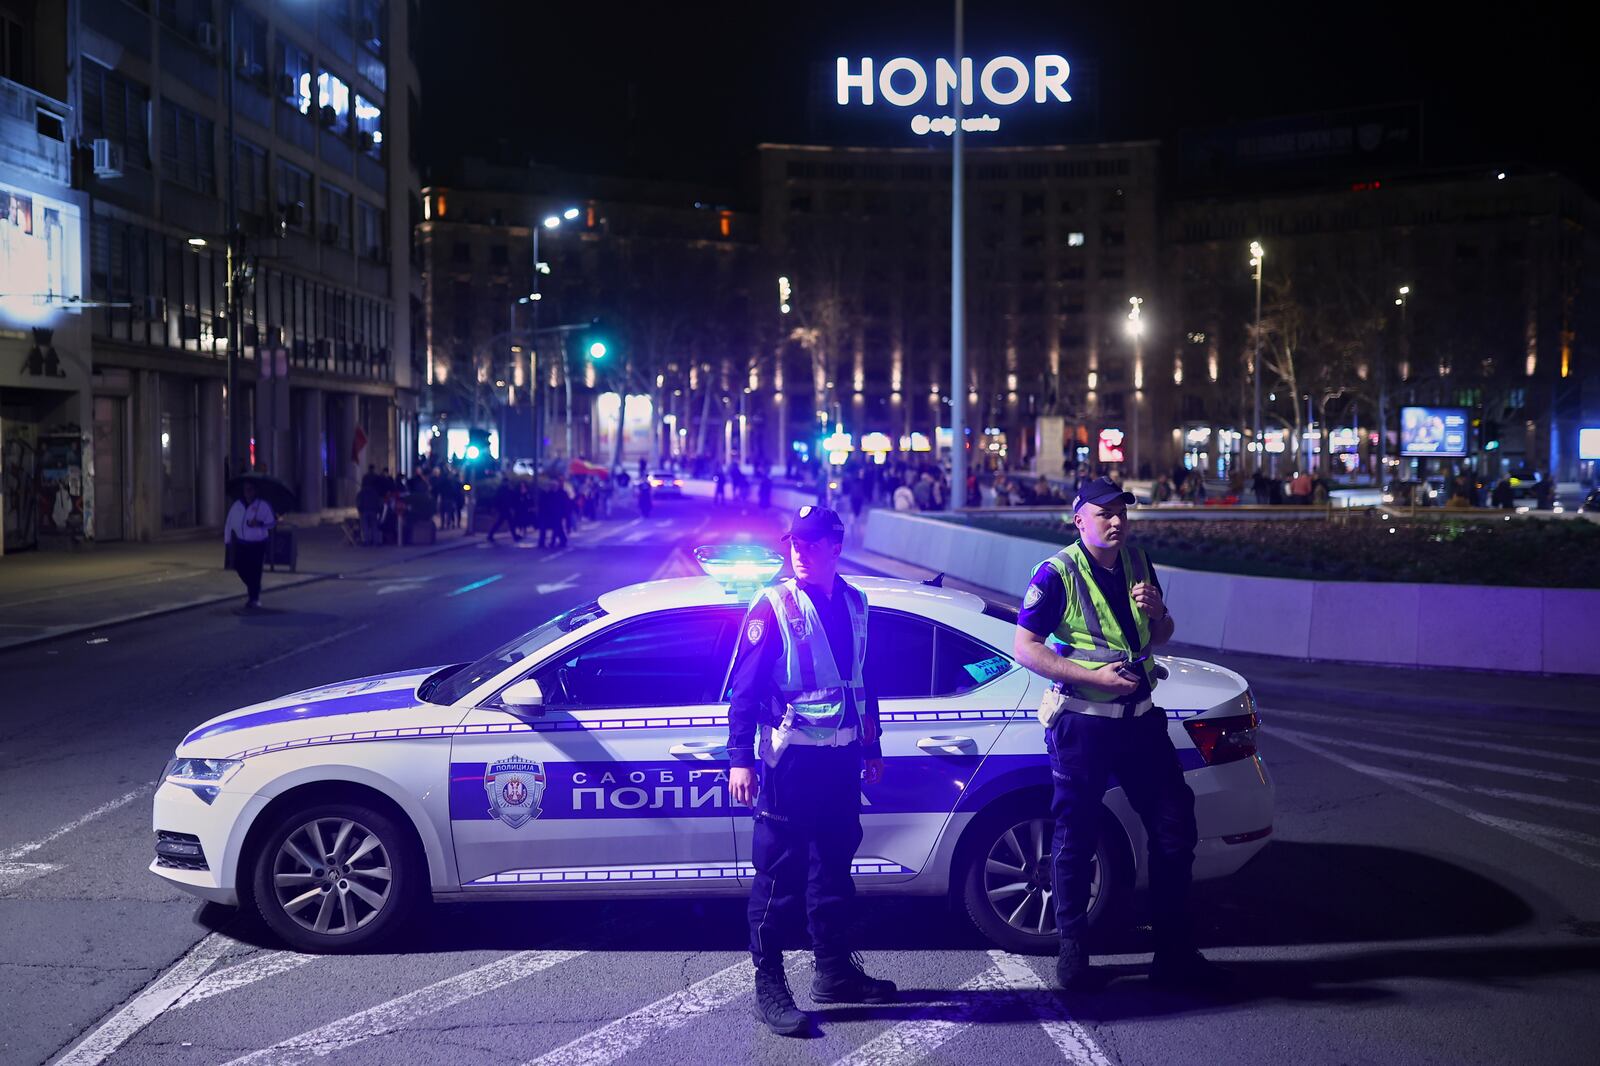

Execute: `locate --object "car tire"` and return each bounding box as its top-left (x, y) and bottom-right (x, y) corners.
top-left (250, 802), bottom-right (420, 953)
top-left (960, 801), bottom-right (1133, 955)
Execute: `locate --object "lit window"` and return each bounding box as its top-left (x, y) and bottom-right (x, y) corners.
top-left (1067, 231), bottom-right (1085, 247)
top-left (278, 43), bottom-right (312, 115)
top-left (317, 72), bottom-right (350, 134)
top-left (354, 96), bottom-right (382, 157)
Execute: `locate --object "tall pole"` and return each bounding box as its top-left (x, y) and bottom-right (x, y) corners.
top-left (224, 0), bottom-right (241, 478)
top-left (1128, 296), bottom-right (1143, 478)
top-left (1250, 241), bottom-right (1264, 475)
top-left (530, 225), bottom-right (541, 471)
top-left (949, 0), bottom-right (968, 509)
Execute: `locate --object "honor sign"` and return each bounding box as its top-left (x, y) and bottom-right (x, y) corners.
top-left (835, 55), bottom-right (1072, 136)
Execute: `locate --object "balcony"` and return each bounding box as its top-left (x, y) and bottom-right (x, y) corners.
top-left (0, 77), bottom-right (71, 186)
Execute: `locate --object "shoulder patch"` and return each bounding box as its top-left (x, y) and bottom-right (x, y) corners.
top-left (1023, 585), bottom-right (1044, 610)
top-left (746, 619), bottom-right (765, 645)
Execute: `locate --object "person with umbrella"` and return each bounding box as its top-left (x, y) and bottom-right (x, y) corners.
top-left (224, 477), bottom-right (277, 608)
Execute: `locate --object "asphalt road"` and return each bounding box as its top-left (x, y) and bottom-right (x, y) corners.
top-left (2, 496), bottom-right (1596, 1066)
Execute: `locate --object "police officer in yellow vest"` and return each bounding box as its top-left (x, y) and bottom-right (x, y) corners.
top-left (727, 505), bottom-right (896, 1036)
top-left (1012, 477), bottom-right (1224, 992)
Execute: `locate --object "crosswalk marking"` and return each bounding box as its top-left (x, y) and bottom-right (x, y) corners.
top-left (522, 958), bottom-right (756, 1066)
top-left (218, 949), bottom-right (585, 1066)
top-left (985, 952), bottom-right (1116, 1065)
top-left (52, 933), bottom-right (234, 1066)
top-left (170, 950), bottom-right (316, 1010)
top-left (1271, 726), bottom-right (1572, 783)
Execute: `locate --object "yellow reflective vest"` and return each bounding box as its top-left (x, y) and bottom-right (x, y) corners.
top-left (1038, 542), bottom-right (1158, 703)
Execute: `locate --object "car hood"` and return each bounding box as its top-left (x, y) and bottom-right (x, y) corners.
top-left (176, 666), bottom-right (455, 758)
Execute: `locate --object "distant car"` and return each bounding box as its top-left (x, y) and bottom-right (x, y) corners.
top-left (1382, 480), bottom-right (1437, 506)
top-left (152, 549), bottom-right (1273, 955)
top-left (646, 472), bottom-right (685, 498)
top-left (1580, 487), bottom-right (1599, 514)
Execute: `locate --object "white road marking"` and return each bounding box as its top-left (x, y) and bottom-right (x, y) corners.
top-left (1269, 726), bottom-right (1573, 783)
top-left (1264, 707), bottom-right (1600, 768)
top-left (2, 787), bottom-right (149, 862)
top-left (830, 959), bottom-right (1011, 1066)
top-left (248, 624), bottom-right (372, 670)
top-left (51, 932), bottom-right (233, 1066)
top-left (1349, 762), bottom-right (1600, 816)
top-left (170, 950), bottom-right (316, 1010)
top-left (0, 860), bottom-right (62, 892)
top-left (535, 578), bottom-right (578, 595)
top-left (623, 529), bottom-right (651, 543)
top-left (986, 952), bottom-right (1116, 1065)
top-left (1274, 730), bottom-right (1600, 872)
top-left (522, 957), bottom-right (755, 1066)
top-left (376, 576), bottom-right (437, 595)
top-left (220, 949), bottom-right (584, 1066)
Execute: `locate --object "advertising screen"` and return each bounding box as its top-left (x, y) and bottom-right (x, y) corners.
top-left (1580, 428), bottom-right (1600, 461)
top-left (1097, 428), bottom-right (1124, 463)
top-left (1400, 407), bottom-right (1469, 457)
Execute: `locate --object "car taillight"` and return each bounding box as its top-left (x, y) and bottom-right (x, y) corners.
top-left (1183, 712), bottom-right (1259, 766)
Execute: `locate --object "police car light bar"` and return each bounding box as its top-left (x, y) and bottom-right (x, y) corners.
top-left (693, 544), bottom-right (784, 590)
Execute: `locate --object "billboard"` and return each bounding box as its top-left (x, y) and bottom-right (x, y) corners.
top-left (1097, 427), bottom-right (1124, 463)
top-left (1400, 407), bottom-right (1469, 457)
top-left (1580, 428), bottom-right (1600, 461)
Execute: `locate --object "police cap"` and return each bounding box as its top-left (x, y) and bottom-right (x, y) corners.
top-left (1072, 476), bottom-right (1136, 513)
top-left (782, 505), bottom-right (845, 543)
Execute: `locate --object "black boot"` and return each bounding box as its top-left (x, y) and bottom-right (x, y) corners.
top-left (1150, 947), bottom-right (1231, 991)
top-left (754, 967), bottom-right (808, 1036)
top-left (811, 952), bottom-right (897, 1004)
top-left (1056, 937), bottom-right (1107, 993)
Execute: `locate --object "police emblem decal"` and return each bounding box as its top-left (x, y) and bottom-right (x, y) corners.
top-left (747, 620), bottom-right (765, 644)
top-left (798, 505), bottom-right (813, 517)
top-left (484, 756), bottom-right (546, 828)
top-left (1023, 584), bottom-right (1043, 609)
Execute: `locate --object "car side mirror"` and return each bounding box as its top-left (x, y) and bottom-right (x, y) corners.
top-left (501, 678), bottom-right (545, 715)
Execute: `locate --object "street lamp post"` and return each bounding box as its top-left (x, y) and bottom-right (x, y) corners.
top-left (1125, 296), bottom-right (1144, 478)
top-left (949, 0), bottom-right (968, 509)
top-left (223, 0), bottom-right (243, 479)
top-left (530, 207), bottom-right (579, 462)
top-left (1380, 284), bottom-right (1410, 478)
top-left (1249, 241), bottom-right (1265, 475)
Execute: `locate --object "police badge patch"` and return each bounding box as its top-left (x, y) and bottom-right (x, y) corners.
top-left (484, 756), bottom-right (546, 828)
top-left (1023, 584), bottom-right (1044, 610)
top-left (747, 620), bottom-right (765, 644)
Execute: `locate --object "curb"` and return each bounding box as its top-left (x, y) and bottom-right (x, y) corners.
top-left (0, 533), bottom-right (483, 653)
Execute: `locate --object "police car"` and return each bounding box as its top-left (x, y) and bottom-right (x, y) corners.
top-left (153, 547), bottom-right (1273, 954)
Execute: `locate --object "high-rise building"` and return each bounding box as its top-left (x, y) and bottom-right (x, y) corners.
top-left (65, 0), bottom-right (422, 543)
top-left (757, 141), bottom-right (1161, 475)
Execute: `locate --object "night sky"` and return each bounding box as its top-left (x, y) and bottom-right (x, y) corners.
top-left (421, 1), bottom-right (1592, 197)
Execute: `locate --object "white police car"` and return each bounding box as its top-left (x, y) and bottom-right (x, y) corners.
top-left (153, 548), bottom-right (1273, 954)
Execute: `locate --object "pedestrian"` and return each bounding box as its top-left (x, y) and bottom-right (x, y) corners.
top-left (539, 479), bottom-right (569, 547)
top-left (727, 506), bottom-right (896, 1036)
top-left (487, 478), bottom-right (520, 543)
top-left (1251, 469), bottom-right (1268, 505)
top-left (356, 476), bottom-right (383, 546)
top-left (224, 479), bottom-right (276, 609)
top-left (757, 470), bottom-right (773, 509)
top-left (1011, 476), bottom-right (1222, 992)
top-left (892, 478), bottom-right (915, 511)
top-left (714, 467), bottom-right (727, 505)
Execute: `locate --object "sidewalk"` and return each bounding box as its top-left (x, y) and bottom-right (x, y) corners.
top-left (0, 519), bottom-right (479, 651)
top-left (840, 534), bottom-right (1596, 723)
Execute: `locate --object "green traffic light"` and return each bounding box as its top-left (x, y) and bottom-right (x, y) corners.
top-left (588, 341), bottom-right (607, 359)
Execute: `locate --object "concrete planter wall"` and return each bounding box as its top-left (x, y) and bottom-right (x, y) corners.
top-left (863, 509), bottom-right (1600, 676)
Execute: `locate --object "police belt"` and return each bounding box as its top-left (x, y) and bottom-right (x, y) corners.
top-left (1056, 693), bottom-right (1155, 719)
top-left (783, 726), bottom-right (857, 747)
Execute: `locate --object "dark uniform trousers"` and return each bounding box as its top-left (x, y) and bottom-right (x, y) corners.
top-left (747, 743), bottom-right (863, 973)
top-left (1046, 706), bottom-right (1198, 951)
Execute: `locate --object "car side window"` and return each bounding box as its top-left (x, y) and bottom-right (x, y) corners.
top-left (933, 626), bottom-right (1012, 696)
top-left (866, 611), bottom-right (935, 699)
top-left (533, 609), bottom-right (740, 709)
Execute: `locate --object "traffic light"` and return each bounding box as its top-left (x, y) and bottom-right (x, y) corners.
top-left (464, 427), bottom-right (492, 464)
top-left (587, 339), bottom-right (607, 360)
top-left (1482, 419), bottom-right (1500, 451)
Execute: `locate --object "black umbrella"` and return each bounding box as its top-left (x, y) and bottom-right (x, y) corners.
top-left (227, 473), bottom-right (298, 515)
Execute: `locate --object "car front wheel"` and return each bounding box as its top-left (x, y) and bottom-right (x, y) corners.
top-left (960, 805), bottom-right (1131, 955)
top-left (250, 802), bottom-right (419, 953)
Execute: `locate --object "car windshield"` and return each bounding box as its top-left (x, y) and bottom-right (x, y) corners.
top-left (419, 599), bottom-right (607, 705)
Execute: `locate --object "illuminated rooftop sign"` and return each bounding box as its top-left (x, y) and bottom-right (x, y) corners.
top-left (835, 55), bottom-right (1072, 136)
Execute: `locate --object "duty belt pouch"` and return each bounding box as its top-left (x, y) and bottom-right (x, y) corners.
top-left (1037, 686), bottom-right (1067, 729)
top-left (760, 706), bottom-right (797, 768)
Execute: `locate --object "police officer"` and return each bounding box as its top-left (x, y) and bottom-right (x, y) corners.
top-left (1012, 476), bottom-right (1224, 992)
top-left (727, 505), bottom-right (897, 1035)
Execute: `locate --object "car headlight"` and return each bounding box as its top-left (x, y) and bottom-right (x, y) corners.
top-left (163, 757), bottom-right (243, 803)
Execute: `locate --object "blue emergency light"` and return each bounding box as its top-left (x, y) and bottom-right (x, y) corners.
top-left (693, 544), bottom-right (784, 592)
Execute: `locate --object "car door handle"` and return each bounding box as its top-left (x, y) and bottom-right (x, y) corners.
top-left (917, 735), bottom-right (978, 754)
top-left (669, 741), bottom-right (727, 760)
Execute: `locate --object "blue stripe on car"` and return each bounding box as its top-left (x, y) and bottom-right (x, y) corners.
top-left (184, 685), bottom-right (419, 744)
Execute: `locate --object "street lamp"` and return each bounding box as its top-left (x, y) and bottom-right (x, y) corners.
top-left (1125, 296), bottom-right (1145, 478)
top-left (524, 205), bottom-right (580, 460)
top-left (1249, 241), bottom-right (1265, 474)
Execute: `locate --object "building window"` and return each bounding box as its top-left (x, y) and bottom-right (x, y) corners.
top-left (354, 95), bottom-right (382, 157)
top-left (1067, 231), bottom-right (1085, 247)
top-left (236, 8), bottom-right (268, 82)
top-left (358, 0), bottom-right (385, 54)
top-left (278, 41), bottom-right (313, 114)
top-left (451, 241), bottom-right (470, 264)
top-left (160, 100), bottom-right (215, 193)
top-left (319, 182), bottom-right (352, 248)
top-left (489, 244), bottom-right (508, 267)
top-left (234, 139), bottom-right (269, 215)
top-left (317, 71), bottom-right (351, 134)
top-left (3, 9), bottom-right (30, 84)
top-left (276, 160), bottom-right (311, 229)
top-left (357, 201), bottom-right (385, 261)
top-left (81, 61), bottom-right (151, 167)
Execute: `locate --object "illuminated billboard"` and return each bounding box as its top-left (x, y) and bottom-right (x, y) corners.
top-left (1580, 428), bottom-right (1600, 461)
top-left (1097, 427), bottom-right (1124, 463)
top-left (1400, 407), bottom-right (1469, 457)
